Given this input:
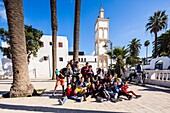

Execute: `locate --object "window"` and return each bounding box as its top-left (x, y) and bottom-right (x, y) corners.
top-left (78, 58), bottom-right (80, 62)
top-left (84, 58), bottom-right (86, 62)
top-left (81, 58), bottom-right (83, 62)
top-left (95, 58), bottom-right (97, 62)
top-left (59, 57), bottom-right (63, 62)
top-left (39, 41), bottom-right (44, 47)
top-left (43, 56), bottom-right (48, 61)
top-left (58, 42), bottom-right (63, 47)
top-left (49, 42), bottom-right (52, 45)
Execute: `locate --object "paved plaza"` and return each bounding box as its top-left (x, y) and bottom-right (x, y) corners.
top-left (0, 79), bottom-right (170, 113)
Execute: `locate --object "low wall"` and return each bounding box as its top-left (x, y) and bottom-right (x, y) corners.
top-left (127, 70), bottom-right (170, 87)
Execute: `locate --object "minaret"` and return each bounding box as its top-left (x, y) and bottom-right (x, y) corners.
top-left (94, 7), bottom-right (109, 70)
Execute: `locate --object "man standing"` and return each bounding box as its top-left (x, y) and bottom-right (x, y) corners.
top-left (136, 61), bottom-right (143, 84)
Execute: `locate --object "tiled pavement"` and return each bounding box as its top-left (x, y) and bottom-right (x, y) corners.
top-left (0, 79), bottom-right (170, 113)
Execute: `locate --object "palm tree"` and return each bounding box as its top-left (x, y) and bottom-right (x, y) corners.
top-left (73, 0), bottom-right (81, 61)
top-left (50, 0), bottom-right (58, 80)
top-left (157, 30), bottom-right (170, 56)
top-left (128, 38), bottom-right (142, 57)
top-left (144, 40), bottom-right (150, 58)
top-left (3, 0), bottom-right (34, 97)
top-left (126, 56), bottom-right (139, 67)
top-left (146, 10), bottom-right (168, 58)
top-left (107, 47), bottom-right (128, 77)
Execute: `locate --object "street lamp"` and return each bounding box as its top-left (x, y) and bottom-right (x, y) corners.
top-left (103, 40), bottom-right (113, 69)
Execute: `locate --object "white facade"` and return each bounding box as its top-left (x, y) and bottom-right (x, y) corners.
top-left (95, 8), bottom-right (109, 70)
top-left (150, 56), bottom-right (170, 70)
top-left (1, 35), bottom-right (68, 78)
top-left (28, 35), bottom-right (68, 78)
top-left (68, 55), bottom-right (98, 74)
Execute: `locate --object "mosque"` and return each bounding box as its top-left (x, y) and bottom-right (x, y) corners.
top-left (0, 8), bottom-right (112, 78)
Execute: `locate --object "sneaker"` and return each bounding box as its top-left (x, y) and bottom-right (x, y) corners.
top-left (99, 98), bottom-right (104, 102)
top-left (80, 96), bottom-right (84, 102)
top-left (111, 98), bottom-right (118, 103)
top-left (128, 95), bottom-right (132, 100)
top-left (118, 98), bottom-right (123, 101)
top-left (96, 96), bottom-right (102, 102)
top-left (83, 95), bottom-right (87, 101)
top-left (58, 99), bottom-right (63, 105)
top-left (52, 93), bottom-right (55, 97)
top-left (136, 95), bottom-right (142, 98)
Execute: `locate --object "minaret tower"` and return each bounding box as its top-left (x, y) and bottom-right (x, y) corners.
top-left (94, 6), bottom-right (109, 70)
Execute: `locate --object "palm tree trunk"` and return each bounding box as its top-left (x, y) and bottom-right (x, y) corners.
top-left (73, 0), bottom-right (81, 61)
top-left (50, 0), bottom-right (58, 80)
top-left (3, 0), bottom-right (34, 97)
top-left (154, 32), bottom-right (158, 58)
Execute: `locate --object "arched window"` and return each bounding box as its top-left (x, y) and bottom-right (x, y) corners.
top-left (155, 60), bottom-right (163, 70)
top-left (99, 60), bottom-right (102, 67)
top-left (104, 29), bottom-right (107, 39)
top-left (168, 66), bottom-right (170, 70)
top-left (99, 29), bottom-right (103, 38)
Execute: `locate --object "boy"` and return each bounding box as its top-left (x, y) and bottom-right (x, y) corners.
top-left (121, 81), bottom-right (141, 98)
top-left (58, 84), bottom-right (83, 105)
top-left (52, 64), bottom-right (71, 97)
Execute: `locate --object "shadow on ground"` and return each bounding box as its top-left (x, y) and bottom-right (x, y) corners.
top-left (0, 91), bottom-right (8, 95)
top-left (135, 84), bottom-right (170, 94)
top-left (42, 90), bottom-right (63, 99)
top-left (0, 104), bottom-right (127, 113)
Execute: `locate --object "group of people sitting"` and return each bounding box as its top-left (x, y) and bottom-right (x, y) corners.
top-left (52, 61), bottom-right (141, 105)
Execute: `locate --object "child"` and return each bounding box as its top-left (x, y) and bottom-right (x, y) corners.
top-left (116, 78), bottom-right (133, 100)
top-left (110, 81), bottom-right (120, 102)
top-left (58, 84), bottom-right (83, 105)
top-left (121, 81), bottom-right (141, 98)
top-left (75, 77), bottom-right (87, 101)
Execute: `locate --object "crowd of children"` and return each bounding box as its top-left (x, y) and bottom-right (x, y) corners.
top-left (52, 60), bottom-right (141, 105)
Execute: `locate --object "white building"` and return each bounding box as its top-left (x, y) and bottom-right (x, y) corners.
top-left (95, 8), bottom-right (109, 71)
top-left (143, 56), bottom-right (170, 70)
top-left (0, 7), bottom-right (112, 78)
top-left (68, 52), bottom-right (98, 74)
top-left (1, 35), bottom-right (69, 78)
top-left (28, 35), bottom-right (68, 78)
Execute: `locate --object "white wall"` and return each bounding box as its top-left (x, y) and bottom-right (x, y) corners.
top-left (99, 41), bottom-right (107, 55)
top-left (149, 57), bottom-right (170, 70)
top-left (28, 35), bottom-right (68, 78)
top-left (99, 21), bottom-right (108, 28)
top-left (68, 55), bottom-right (98, 74)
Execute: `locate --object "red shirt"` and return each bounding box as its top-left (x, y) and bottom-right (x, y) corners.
top-left (121, 84), bottom-right (129, 93)
top-left (81, 66), bottom-right (88, 77)
top-left (66, 88), bottom-right (74, 96)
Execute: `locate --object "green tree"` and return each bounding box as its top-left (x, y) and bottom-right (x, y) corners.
top-left (50, 0), bottom-right (58, 80)
top-left (3, 0), bottom-right (34, 97)
top-left (146, 10), bottom-right (168, 58)
top-left (144, 40), bottom-right (150, 58)
top-left (73, 0), bottom-right (81, 61)
top-left (157, 30), bottom-right (170, 56)
top-left (126, 56), bottom-right (139, 67)
top-left (128, 38), bottom-right (142, 57)
top-left (0, 25), bottom-right (43, 63)
top-left (107, 47), bottom-right (128, 77)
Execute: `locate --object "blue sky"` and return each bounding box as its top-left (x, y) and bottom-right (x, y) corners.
top-left (0, 0), bottom-right (170, 58)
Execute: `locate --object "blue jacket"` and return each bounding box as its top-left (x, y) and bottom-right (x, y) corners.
top-left (112, 84), bottom-right (120, 93)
